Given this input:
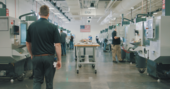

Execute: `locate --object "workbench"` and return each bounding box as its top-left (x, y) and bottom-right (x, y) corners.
top-left (74, 43), bottom-right (100, 74)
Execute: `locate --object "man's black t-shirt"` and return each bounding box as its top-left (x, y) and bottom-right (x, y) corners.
top-left (112, 31), bottom-right (120, 45)
top-left (26, 18), bottom-right (61, 55)
top-left (70, 36), bottom-right (74, 42)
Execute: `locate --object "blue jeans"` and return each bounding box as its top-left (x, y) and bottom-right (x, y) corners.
top-left (70, 41), bottom-right (73, 49)
top-left (61, 42), bottom-right (66, 55)
top-left (104, 42), bottom-right (107, 51)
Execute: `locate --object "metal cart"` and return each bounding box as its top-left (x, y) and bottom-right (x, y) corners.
top-left (74, 43), bottom-right (100, 74)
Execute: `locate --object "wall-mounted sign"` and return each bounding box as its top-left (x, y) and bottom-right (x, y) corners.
top-left (80, 25), bottom-right (91, 32)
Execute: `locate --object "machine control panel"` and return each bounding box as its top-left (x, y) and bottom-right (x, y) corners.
top-left (117, 26), bottom-right (125, 37)
top-left (145, 18), bottom-right (155, 39)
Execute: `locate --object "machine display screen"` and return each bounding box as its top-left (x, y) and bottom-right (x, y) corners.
top-left (67, 33), bottom-right (70, 36)
top-left (147, 20), bottom-right (153, 29)
top-left (20, 23), bottom-right (27, 45)
top-left (13, 26), bottom-right (19, 35)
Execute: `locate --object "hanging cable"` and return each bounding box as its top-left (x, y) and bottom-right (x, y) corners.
top-left (146, 0), bottom-right (148, 14)
top-left (149, 0), bottom-right (151, 15)
top-left (15, 0), bottom-right (16, 18)
top-left (142, 0), bottom-right (143, 14)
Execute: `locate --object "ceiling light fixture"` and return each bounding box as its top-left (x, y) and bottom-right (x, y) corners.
top-left (88, 7), bottom-right (96, 9)
top-left (55, 13), bottom-right (61, 14)
top-left (49, 8), bottom-right (54, 10)
top-left (63, 19), bottom-right (68, 21)
top-left (153, 13), bottom-right (157, 14)
top-left (141, 16), bottom-right (146, 18)
top-left (131, 7), bottom-right (134, 9)
top-left (59, 17), bottom-right (65, 18)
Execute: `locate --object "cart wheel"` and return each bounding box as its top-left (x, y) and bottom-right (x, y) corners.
top-left (147, 73), bottom-right (149, 76)
top-left (138, 68), bottom-right (146, 73)
top-left (95, 70), bottom-right (97, 74)
top-left (77, 70), bottom-right (79, 74)
top-left (157, 79), bottom-right (161, 82)
top-left (17, 73), bottom-right (25, 81)
top-left (17, 76), bottom-right (24, 81)
top-left (92, 65), bottom-right (95, 68)
top-left (10, 79), bottom-right (14, 83)
top-left (79, 65), bottom-right (82, 68)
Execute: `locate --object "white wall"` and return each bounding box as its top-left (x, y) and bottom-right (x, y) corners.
top-left (62, 19), bottom-right (106, 43)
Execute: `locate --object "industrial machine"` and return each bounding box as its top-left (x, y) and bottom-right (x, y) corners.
top-left (117, 14), bottom-right (170, 80)
top-left (144, 16), bottom-right (170, 79)
top-left (0, 3), bottom-right (36, 82)
top-left (0, 16), bottom-right (31, 82)
top-left (116, 22), bottom-right (137, 63)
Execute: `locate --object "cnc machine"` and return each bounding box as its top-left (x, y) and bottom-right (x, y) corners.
top-left (0, 6), bottom-right (36, 82)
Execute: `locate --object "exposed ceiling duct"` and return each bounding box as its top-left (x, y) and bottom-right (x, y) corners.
top-left (79, 0), bottom-right (99, 9)
top-left (36, 0), bottom-right (71, 22)
top-left (65, 0), bottom-right (80, 20)
top-left (101, 0), bottom-right (143, 25)
top-left (97, 0), bottom-right (117, 24)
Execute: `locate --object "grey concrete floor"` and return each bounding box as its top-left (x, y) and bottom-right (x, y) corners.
top-left (0, 48), bottom-right (170, 89)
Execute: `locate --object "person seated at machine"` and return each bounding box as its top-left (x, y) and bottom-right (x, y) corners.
top-left (96, 36), bottom-right (99, 43)
top-left (70, 35), bottom-right (74, 49)
top-left (60, 30), bottom-right (67, 56)
top-left (88, 35), bottom-right (92, 41)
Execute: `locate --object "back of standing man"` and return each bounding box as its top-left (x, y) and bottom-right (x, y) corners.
top-left (60, 30), bottom-right (67, 56)
top-left (26, 5), bottom-right (62, 89)
top-left (70, 35), bottom-right (74, 49)
top-left (111, 28), bottom-right (123, 63)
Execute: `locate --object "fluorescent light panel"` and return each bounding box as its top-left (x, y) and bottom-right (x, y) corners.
top-left (55, 13), bottom-right (61, 14)
top-left (49, 8), bottom-right (54, 10)
top-left (88, 7), bottom-right (96, 9)
top-left (59, 17), bottom-right (65, 18)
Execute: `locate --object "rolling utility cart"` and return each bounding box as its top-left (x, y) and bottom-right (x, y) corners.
top-left (74, 43), bottom-right (100, 74)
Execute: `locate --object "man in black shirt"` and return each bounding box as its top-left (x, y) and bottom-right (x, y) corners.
top-left (96, 36), bottom-right (99, 43)
top-left (26, 5), bottom-right (61, 89)
top-left (103, 38), bottom-right (108, 52)
top-left (112, 28), bottom-right (123, 63)
top-left (70, 35), bottom-right (74, 49)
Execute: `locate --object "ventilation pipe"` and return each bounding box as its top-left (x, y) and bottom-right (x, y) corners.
top-left (0, 1), bottom-right (6, 8)
top-left (112, 0), bottom-right (143, 17)
top-left (101, 0), bottom-right (143, 24)
top-left (105, 0), bottom-right (113, 11)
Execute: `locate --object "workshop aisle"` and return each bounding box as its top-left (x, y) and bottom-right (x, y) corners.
top-left (0, 47), bottom-right (170, 89)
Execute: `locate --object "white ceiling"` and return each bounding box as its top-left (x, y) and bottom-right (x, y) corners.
top-left (34, 0), bottom-right (163, 25)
